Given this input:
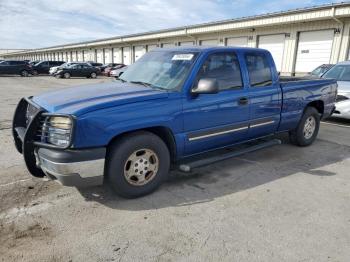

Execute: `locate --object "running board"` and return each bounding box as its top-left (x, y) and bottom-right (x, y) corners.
top-left (178, 139), bottom-right (281, 172)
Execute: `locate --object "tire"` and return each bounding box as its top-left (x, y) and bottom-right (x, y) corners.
top-left (289, 107), bottom-right (320, 147)
top-left (20, 70), bottom-right (29, 77)
top-left (90, 72), bottom-right (97, 78)
top-left (106, 131), bottom-right (170, 198)
top-left (63, 72), bottom-right (71, 79)
top-left (55, 74), bottom-right (62, 79)
top-left (32, 70), bottom-right (38, 76)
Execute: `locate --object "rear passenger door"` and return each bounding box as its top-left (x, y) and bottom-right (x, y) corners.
top-left (183, 51), bottom-right (250, 155)
top-left (245, 52), bottom-right (281, 138)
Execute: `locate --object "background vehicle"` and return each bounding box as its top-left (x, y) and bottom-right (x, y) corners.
top-left (13, 47), bottom-right (337, 198)
top-left (322, 61), bottom-right (350, 119)
top-left (49, 62), bottom-right (86, 75)
top-left (89, 62), bottom-right (103, 68)
top-left (0, 60), bottom-right (33, 76)
top-left (29, 60), bottom-right (40, 66)
top-left (103, 64), bottom-right (126, 76)
top-left (99, 63), bottom-right (123, 72)
top-left (54, 63), bottom-right (99, 78)
top-left (32, 60), bottom-right (65, 75)
top-left (309, 64), bottom-right (334, 77)
top-left (110, 66), bottom-right (128, 78)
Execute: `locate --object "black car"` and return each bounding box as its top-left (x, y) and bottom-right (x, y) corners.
top-left (32, 60), bottom-right (65, 75)
top-left (0, 60), bottom-right (33, 76)
top-left (54, 63), bottom-right (99, 79)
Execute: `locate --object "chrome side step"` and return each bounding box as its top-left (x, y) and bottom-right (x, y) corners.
top-left (178, 139), bottom-right (281, 172)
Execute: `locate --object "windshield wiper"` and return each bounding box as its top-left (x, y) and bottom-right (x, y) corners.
top-left (130, 80), bottom-right (167, 90)
top-left (115, 77), bottom-right (127, 83)
top-left (130, 81), bottom-right (152, 87)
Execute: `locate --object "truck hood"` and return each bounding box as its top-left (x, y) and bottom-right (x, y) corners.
top-left (32, 81), bottom-right (168, 116)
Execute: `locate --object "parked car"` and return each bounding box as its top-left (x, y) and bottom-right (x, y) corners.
top-left (110, 66), bottom-right (128, 78)
top-left (89, 62), bottom-right (103, 68)
top-left (0, 60), bottom-right (33, 76)
top-left (322, 61), bottom-right (350, 119)
top-left (103, 64), bottom-right (126, 76)
top-left (29, 60), bottom-right (40, 66)
top-left (32, 61), bottom-right (65, 75)
top-left (12, 47), bottom-right (337, 198)
top-left (99, 63), bottom-right (123, 72)
top-left (54, 63), bottom-right (99, 78)
top-left (309, 64), bottom-right (334, 77)
top-left (49, 62), bottom-right (85, 75)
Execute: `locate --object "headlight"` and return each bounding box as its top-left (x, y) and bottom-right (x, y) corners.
top-left (43, 116), bottom-right (73, 147)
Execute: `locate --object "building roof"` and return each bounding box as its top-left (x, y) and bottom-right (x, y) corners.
top-left (4, 2), bottom-right (350, 56)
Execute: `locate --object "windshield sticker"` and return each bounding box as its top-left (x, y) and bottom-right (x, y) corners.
top-left (172, 54), bottom-right (194, 61)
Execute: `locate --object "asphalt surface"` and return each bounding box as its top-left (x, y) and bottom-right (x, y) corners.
top-left (0, 76), bottom-right (349, 262)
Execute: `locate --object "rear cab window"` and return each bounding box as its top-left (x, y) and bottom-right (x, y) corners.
top-left (245, 52), bottom-right (272, 87)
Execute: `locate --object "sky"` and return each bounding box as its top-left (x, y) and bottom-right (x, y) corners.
top-left (0, 0), bottom-right (346, 49)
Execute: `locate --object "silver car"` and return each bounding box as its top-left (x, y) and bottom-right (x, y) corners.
top-left (322, 61), bottom-right (350, 119)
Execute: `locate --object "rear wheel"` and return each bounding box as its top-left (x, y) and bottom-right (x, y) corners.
top-left (106, 131), bottom-right (170, 198)
top-left (63, 72), bottom-right (71, 79)
top-left (20, 70), bottom-right (29, 77)
top-left (289, 107), bottom-right (320, 146)
top-left (90, 72), bottom-right (97, 78)
top-left (32, 70), bottom-right (38, 76)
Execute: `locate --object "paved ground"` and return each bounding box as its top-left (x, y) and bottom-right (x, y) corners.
top-left (0, 76), bottom-right (349, 262)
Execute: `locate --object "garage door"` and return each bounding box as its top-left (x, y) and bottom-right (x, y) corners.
top-left (104, 48), bottom-right (112, 64)
top-left (147, 44), bottom-right (158, 52)
top-left (200, 39), bottom-right (218, 46)
top-left (72, 52), bottom-right (77, 61)
top-left (226, 37), bottom-right (248, 47)
top-left (83, 50), bottom-right (89, 62)
top-left (134, 46), bottom-right (146, 61)
top-left (96, 49), bottom-right (104, 63)
top-left (179, 41), bottom-right (195, 46)
top-left (77, 51), bottom-right (84, 62)
top-left (295, 30), bottom-right (334, 73)
top-left (162, 43), bottom-right (175, 48)
top-left (258, 34), bottom-right (285, 72)
top-left (123, 47), bottom-right (132, 65)
top-left (113, 48), bottom-right (122, 63)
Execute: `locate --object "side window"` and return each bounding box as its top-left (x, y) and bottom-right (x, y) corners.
top-left (245, 53), bottom-right (272, 87)
top-left (197, 52), bottom-right (243, 90)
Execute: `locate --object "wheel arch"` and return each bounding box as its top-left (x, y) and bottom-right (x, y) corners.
top-left (106, 126), bottom-right (177, 163)
top-left (306, 100), bottom-right (324, 116)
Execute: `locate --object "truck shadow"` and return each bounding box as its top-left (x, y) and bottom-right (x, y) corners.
top-left (77, 134), bottom-right (349, 211)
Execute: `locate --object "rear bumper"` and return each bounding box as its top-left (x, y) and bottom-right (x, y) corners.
top-left (36, 147), bottom-right (106, 187)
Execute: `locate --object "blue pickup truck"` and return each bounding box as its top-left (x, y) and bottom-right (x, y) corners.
top-left (13, 47), bottom-right (337, 198)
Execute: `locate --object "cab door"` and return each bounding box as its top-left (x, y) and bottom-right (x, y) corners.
top-left (244, 52), bottom-right (281, 138)
top-left (183, 51), bottom-right (250, 155)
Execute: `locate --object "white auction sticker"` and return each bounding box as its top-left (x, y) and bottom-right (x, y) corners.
top-left (172, 54), bottom-right (194, 61)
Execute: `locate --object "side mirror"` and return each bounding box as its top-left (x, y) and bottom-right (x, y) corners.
top-left (191, 78), bottom-right (219, 95)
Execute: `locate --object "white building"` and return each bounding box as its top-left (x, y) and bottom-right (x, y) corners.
top-left (3, 2), bottom-right (350, 75)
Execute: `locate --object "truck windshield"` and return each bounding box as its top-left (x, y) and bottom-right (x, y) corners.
top-left (322, 64), bottom-right (350, 81)
top-left (119, 51), bottom-right (198, 90)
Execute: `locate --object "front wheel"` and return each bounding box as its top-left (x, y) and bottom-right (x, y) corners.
top-left (289, 107), bottom-right (320, 146)
top-left (63, 72), bottom-right (71, 79)
top-left (106, 131), bottom-right (170, 198)
top-left (20, 70), bottom-right (29, 77)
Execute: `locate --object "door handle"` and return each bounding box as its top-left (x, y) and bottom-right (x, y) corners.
top-left (238, 97), bottom-right (248, 105)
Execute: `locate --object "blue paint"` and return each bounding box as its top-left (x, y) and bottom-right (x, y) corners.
top-left (32, 46), bottom-right (337, 159)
